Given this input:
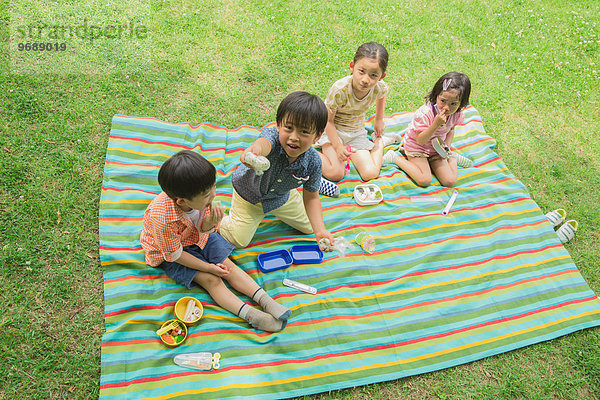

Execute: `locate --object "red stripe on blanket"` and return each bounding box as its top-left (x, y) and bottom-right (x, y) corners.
top-left (100, 295), bottom-right (596, 390)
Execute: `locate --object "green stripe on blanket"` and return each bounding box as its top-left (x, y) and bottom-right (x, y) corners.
top-left (99, 107), bottom-right (600, 400)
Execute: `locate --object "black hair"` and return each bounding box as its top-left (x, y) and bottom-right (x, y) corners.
top-left (157, 150), bottom-right (216, 200)
top-left (353, 42), bottom-right (389, 74)
top-left (427, 72), bottom-right (471, 111)
top-left (276, 91), bottom-right (328, 135)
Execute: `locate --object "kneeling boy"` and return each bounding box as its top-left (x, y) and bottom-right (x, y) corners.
top-left (219, 91), bottom-right (335, 249)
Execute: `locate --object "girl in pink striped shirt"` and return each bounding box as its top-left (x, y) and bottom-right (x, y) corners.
top-left (383, 72), bottom-right (471, 187)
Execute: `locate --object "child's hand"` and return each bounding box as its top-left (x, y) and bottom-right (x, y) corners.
top-left (316, 231), bottom-right (335, 252)
top-left (373, 120), bottom-right (385, 138)
top-left (209, 262), bottom-right (231, 277)
top-left (240, 149), bottom-right (257, 168)
top-left (242, 150), bottom-right (270, 175)
top-left (334, 144), bottom-right (351, 162)
top-left (202, 202), bottom-right (224, 231)
top-left (434, 108), bottom-right (448, 126)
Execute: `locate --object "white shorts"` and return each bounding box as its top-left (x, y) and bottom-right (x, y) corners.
top-left (315, 128), bottom-right (374, 151)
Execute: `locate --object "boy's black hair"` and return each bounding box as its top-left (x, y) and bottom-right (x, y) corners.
top-left (158, 150), bottom-right (216, 200)
top-left (353, 42), bottom-right (389, 74)
top-left (276, 91), bottom-right (328, 136)
top-left (427, 72), bottom-right (472, 111)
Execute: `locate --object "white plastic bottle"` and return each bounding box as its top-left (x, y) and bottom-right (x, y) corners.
top-left (174, 352), bottom-right (220, 370)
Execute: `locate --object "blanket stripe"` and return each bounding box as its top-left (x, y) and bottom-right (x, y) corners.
top-left (100, 107), bottom-right (600, 399)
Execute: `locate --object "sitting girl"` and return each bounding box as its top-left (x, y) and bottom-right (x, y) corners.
top-left (383, 72), bottom-right (472, 187)
top-left (316, 42), bottom-right (391, 182)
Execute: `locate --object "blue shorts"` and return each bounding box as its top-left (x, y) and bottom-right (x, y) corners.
top-left (159, 233), bottom-right (235, 289)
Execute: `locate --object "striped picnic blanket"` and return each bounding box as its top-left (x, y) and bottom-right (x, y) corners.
top-left (99, 107), bottom-right (600, 400)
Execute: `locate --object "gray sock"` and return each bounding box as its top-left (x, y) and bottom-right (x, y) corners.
top-left (238, 304), bottom-right (286, 332)
top-left (253, 288), bottom-right (291, 321)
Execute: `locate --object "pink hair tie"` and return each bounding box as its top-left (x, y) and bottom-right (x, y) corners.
top-left (443, 78), bottom-right (452, 91)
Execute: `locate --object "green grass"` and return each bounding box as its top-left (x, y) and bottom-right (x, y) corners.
top-left (1, 0), bottom-right (599, 398)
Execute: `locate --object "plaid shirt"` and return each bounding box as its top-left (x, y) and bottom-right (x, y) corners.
top-left (140, 191), bottom-right (210, 267)
top-left (232, 127), bottom-right (321, 213)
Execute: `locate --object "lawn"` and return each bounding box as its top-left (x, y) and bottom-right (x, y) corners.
top-left (1, 0), bottom-right (599, 398)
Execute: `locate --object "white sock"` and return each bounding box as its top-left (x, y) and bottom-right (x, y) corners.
top-left (238, 304), bottom-right (285, 332)
top-left (253, 288), bottom-right (291, 320)
top-left (383, 150), bottom-right (399, 165)
top-left (382, 133), bottom-right (402, 147)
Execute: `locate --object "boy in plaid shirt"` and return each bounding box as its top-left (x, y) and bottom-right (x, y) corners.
top-left (141, 150), bottom-right (289, 332)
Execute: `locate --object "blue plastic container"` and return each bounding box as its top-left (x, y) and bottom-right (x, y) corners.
top-left (257, 250), bottom-right (292, 273)
top-left (290, 244), bottom-right (323, 264)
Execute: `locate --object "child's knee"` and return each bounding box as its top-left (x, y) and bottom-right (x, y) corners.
top-left (440, 177), bottom-right (457, 188)
top-left (224, 262), bottom-right (246, 280)
top-left (219, 220), bottom-right (252, 248)
top-left (194, 271), bottom-right (223, 287)
top-left (219, 229), bottom-right (251, 248)
top-left (326, 168), bottom-right (345, 182)
top-left (228, 235), bottom-right (251, 249)
top-left (281, 216), bottom-right (313, 235)
top-left (358, 168), bottom-right (379, 182)
top-left (415, 176), bottom-right (433, 187)
top-left (438, 171), bottom-right (458, 187)
top-left (298, 225), bottom-right (313, 235)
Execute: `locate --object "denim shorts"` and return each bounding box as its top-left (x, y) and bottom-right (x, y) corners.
top-left (159, 233), bottom-right (235, 289)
